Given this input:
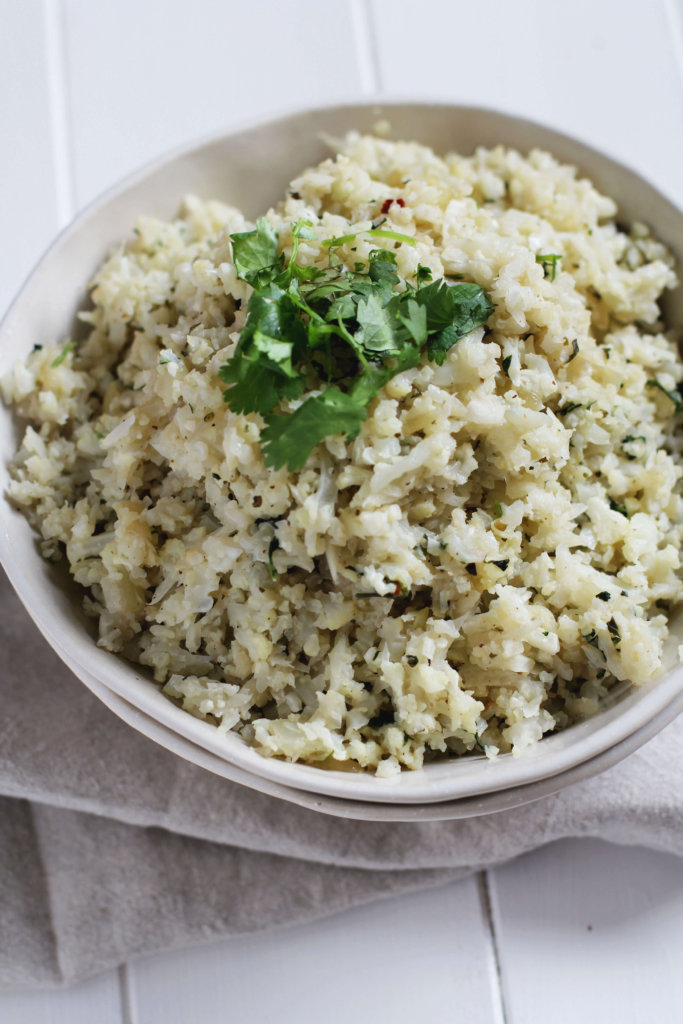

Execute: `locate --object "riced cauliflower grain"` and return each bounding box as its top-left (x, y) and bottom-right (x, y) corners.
top-left (4, 134), bottom-right (683, 775)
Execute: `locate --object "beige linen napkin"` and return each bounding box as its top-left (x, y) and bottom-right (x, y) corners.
top-left (1, 568), bottom-right (682, 990)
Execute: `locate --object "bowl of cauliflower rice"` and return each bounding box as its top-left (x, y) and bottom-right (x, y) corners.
top-left (1, 101), bottom-right (683, 811)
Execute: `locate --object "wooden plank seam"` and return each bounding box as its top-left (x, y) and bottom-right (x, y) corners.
top-left (42, 0), bottom-right (76, 225)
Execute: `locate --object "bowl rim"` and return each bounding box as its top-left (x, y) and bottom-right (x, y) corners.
top-left (4, 93), bottom-right (683, 338)
top-left (1, 97), bottom-right (682, 805)
top-left (40, 602), bottom-right (683, 802)
top-left (54, 631), bottom-right (683, 822)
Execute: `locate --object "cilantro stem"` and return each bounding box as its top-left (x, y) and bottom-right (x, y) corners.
top-left (51, 342), bottom-right (75, 367)
top-left (366, 228), bottom-right (417, 246)
top-left (321, 232), bottom-right (358, 249)
top-left (646, 378), bottom-right (682, 412)
top-left (330, 315), bottom-right (370, 369)
top-left (322, 228), bottom-right (417, 249)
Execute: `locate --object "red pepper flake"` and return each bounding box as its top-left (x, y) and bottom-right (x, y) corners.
top-left (380, 197), bottom-right (405, 215)
top-left (394, 583), bottom-right (402, 596)
top-left (289, 191), bottom-right (301, 200)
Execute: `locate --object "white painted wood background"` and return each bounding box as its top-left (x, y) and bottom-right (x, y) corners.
top-left (2, 0), bottom-right (683, 1020)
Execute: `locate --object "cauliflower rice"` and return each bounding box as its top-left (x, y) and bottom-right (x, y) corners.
top-left (4, 133), bottom-right (683, 777)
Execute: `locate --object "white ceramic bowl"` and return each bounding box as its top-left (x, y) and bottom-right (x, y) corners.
top-left (2, 100), bottom-right (682, 812)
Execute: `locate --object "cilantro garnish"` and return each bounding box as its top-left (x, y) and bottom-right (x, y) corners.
top-left (220, 219), bottom-right (493, 471)
top-left (260, 389), bottom-right (367, 472)
top-left (230, 219), bottom-right (280, 285)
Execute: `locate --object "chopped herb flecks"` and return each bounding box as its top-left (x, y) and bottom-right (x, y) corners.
top-left (646, 378), bottom-right (682, 412)
top-left (607, 617), bottom-right (621, 646)
top-left (622, 434), bottom-right (646, 461)
top-left (608, 497), bottom-right (630, 518)
top-left (51, 342), bottom-right (75, 367)
top-left (566, 339), bottom-right (580, 363)
top-left (267, 536), bottom-right (280, 579)
top-left (558, 402), bottom-right (583, 416)
top-left (536, 253), bottom-right (562, 281)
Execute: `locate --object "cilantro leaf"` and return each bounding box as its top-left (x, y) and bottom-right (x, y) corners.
top-left (419, 281), bottom-right (493, 364)
top-left (221, 219), bottom-right (494, 471)
top-left (396, 298), bottom-right (428, 346)
top-left (218, 353), bottom-right (303, 416)
top-left (250, 331), bottom-right (299, 379)
top-left (260, 389), bottom-right (367, 471)
top-left (239, 287), bottom-right (304, 350)
top-left (219, 285), bottom-right (306, 414)
top-left (356, 292), bottom-right (399, 354)
top-left (415, 279), bottom-right (458, 330)
top-left (326, 293), bottom-right (357, 322)
top-left (349, 342), bottom-right (421, 407)
top-left (349, 364), bottom-right (396, 407)
top-left (231, 219), bottom-right (280, 285)
top-left (368, 249), bottom-right (400, 285)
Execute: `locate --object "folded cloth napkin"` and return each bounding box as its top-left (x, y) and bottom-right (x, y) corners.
top-left (1, 569), bottom-right (682, 990)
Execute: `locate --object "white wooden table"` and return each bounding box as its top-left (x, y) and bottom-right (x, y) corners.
top-left (3, 1), bottom-right (683, 1020)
